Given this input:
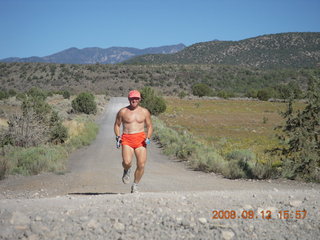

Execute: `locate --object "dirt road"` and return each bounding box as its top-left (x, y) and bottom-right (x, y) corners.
top-left (0, 97), bottom-right (319, 239)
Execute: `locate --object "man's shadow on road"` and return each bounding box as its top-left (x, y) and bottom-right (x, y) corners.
top-left (68, 192), bottom-right (125, 196)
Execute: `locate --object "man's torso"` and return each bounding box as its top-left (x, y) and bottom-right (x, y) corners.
top-left (121, 106), bottom-right (146, 134)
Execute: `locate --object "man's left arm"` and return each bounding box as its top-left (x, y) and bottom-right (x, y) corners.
top-left (145, 109), bottom-right (153, 140)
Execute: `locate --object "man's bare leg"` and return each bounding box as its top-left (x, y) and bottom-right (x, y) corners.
top-left (122, 145), bottom-right (134, 170)
top-left (133, 147), bottom-right (147, 184)
top-left (121, 145), bottom-right (134, 184)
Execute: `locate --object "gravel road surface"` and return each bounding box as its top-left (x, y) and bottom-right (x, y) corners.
top-left (0, 97), bottom-right (319, 239)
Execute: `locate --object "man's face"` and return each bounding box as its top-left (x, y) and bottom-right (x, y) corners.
top-left (129, 97), bottom-right (141, 108)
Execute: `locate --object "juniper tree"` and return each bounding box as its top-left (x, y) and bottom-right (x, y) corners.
top-left (277, 77), bottom-right (320, 182)
top-left (71, 92), bottom-right (97, 114)
top-left (140, 87), bottom-right (166, 116)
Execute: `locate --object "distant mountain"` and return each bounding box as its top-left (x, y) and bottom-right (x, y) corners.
top-left (0, 44), bottom-right (186, 64)
top-left (125, 32), bottom-right (320, 69)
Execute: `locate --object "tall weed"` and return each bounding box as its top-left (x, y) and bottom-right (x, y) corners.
top-left (67, 121), bottom-right (99, 150)
top-left (8, 145), bottom-right (68, 175)
top-left (0, 156), bottom-right (9, 180)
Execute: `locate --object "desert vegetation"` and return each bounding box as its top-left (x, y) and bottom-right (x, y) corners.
top-left (1, 62), bottom-right (319, 100)
top-left (0, 88), bottom-right (107, 179)
top-left (154, 77), bottom-right (319, 182)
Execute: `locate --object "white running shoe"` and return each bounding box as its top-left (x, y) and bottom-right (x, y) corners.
top-left (122, 168), bottom-right (131, 184)
top-left (131, 183), bottom-right (139, 193)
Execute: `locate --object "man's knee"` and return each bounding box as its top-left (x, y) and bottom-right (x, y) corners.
top-left (122, 159), bottom-right (132, 168)
top-left (137, 162), bottom-right (145, 170)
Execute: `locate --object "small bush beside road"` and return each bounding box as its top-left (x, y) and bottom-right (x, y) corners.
top-left (72, 92), bottom-right (97, 114)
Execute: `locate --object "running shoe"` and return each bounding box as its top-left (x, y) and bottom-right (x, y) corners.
top-left (122, 168), bottom-right (131, 184)
top-left (131, 183), bottom-right (138, 193)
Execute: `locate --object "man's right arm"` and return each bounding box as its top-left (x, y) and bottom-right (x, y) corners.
top-left (114, 110), bottom-right (122, 137)
top-left (114, 110), bottom-right (123, 149)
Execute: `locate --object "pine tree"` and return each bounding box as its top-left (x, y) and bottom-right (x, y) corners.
top-left (277, 77), bottom-right (320, 182)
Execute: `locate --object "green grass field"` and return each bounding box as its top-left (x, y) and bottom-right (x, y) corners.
top-left (159, 97), bottom-right (304, 165)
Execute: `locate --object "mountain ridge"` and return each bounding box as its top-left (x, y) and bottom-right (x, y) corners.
top-left (125, 32), bottom-right (320, 69)
top-left (0, 44), bottom-right (186, 64)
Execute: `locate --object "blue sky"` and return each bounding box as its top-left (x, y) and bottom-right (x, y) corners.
top-left (0, 0), bottom-right (319, 59)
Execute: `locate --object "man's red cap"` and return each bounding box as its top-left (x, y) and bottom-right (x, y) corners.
top-left (128, 90), bottom-right (141, 99)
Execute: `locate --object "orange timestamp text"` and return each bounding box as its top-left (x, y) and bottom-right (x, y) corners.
top-left (212, 210), bottom-right (307, 220)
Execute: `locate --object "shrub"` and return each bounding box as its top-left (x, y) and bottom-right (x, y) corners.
top-left (257, 88), bottom-right (274, 101)
top-left (21, 96), bottom-right (52, 122)
top-left (0, 90), bottom-right (9, 100)
top-left (62, 90), bottom-right (71, 99)
top-left (217, 90), bottom-right (235, 99)
top-left (275, 77), bottom-right (320, 182)
top-left (274, 82), bottom-right (302, 99)
top-left (178, 91), bottom-right (187, 99)
top-left (49, 111), bottom-right (68, 144)
top-left (0, 156), bottom-right (9, 180)
top-left (67, 121), bottom-right (99, 149)
top-left (140, 87), bottom-right (166, 116)
top-left (8, 89), bottom-right (17, 97)
top-left (5, 94), bottom-right (66, 148)
top-left (152, 117), bottom-right (228, 175)
top-left (72, 92), bottom-right (97, 114)
top-left (16, 92), bottom-right (26, 101)
top-left (27, 87), bottom-right (47, 101)
top-left (226, 149), bottom-right (255, 162)
top-left (245, 89), bottom-right (258, 98)
top-left (192, 83), bottom-right (212, 97)
top-left (7, 109), bottom-right (49, 147)
top-left (225, 150), bottom-right (256, 179)
top-left (8, 145), bottom-right (67, 175)
top-left (50, 123), bottom-right (68, 144)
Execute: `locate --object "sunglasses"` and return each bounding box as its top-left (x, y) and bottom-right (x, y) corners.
top-left (129, 97), bottom-right (141, 101)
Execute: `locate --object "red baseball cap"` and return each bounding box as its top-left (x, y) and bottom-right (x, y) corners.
top-left (128, 90), bottom-right (141, 99)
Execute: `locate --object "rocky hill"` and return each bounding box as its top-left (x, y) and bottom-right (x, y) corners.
top-left (0, 44), bottom-right (186, 64)
top-left (126, 32), bottom-right (320, 69)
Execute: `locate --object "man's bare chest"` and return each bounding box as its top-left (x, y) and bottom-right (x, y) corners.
top-left (122, 111), bottom-right (145, 124)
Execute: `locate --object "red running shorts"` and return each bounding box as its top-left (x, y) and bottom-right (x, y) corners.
top-left (121, 132), bottom-right (146, 149)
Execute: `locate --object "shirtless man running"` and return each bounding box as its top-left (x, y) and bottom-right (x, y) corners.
top-left (114, 90), bottom-right (153, 193)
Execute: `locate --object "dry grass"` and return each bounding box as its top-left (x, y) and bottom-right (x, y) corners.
top-left (0, 118), bottom-right (8, 128)
top-left (0, 97), bottom-right (21, 130)
top-left (0, 98), bottom-right (21, 115)
top-left (63, 120), bottom-right (85, 139)
top-left (159, 97), bottom-right (304, 163)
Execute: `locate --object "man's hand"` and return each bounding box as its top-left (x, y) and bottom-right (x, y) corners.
top-left (145, 138), bottom-right (150, 145)
top-left (116, 136), bottom-right (122, 149)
